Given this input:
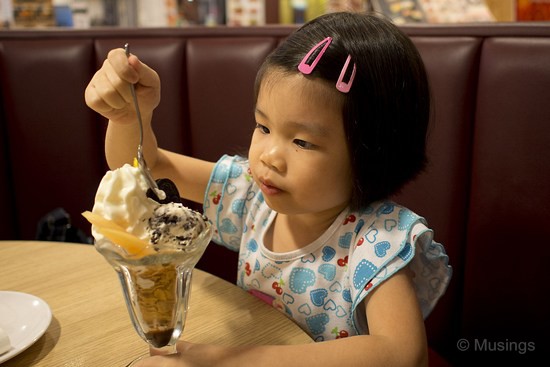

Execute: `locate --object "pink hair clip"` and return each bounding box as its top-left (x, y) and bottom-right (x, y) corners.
top-left (336, 54), bottom-right (356, 93)
top-left (298, 36), bottom-right (333, 75)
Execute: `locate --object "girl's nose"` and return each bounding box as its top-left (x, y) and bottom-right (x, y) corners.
top-left (260, 144), bottom-right (286, 172)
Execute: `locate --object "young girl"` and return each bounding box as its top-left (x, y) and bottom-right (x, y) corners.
top-left (85, 12), bottom-right (451, 367)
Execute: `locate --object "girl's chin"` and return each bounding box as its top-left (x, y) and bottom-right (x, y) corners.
top-left (260, 195), bottom-right (288, 214)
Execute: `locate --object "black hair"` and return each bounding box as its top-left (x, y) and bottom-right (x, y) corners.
top-left (254, 12), bottom-right (431, 210)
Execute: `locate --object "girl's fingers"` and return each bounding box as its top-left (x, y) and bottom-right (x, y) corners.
top-left (108, 48), bottom-right (139, 83)
top-left (84, 47), bottom-right (160, 122)
top-left (133, 354), bottom-right (184, 367)
top-left (102, 58), bottom-right (133, 107)
top-left (134, 59), bottom-right (160, 90)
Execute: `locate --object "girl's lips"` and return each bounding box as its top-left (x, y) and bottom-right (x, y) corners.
top-left (259, 179), bottom-right (282, 196)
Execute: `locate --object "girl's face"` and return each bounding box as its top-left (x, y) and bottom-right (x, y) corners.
top-left (249, 70), bottom-right (353, 217)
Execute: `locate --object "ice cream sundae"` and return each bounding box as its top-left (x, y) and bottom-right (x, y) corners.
top-left (83, 163), bottom-right (212, 349)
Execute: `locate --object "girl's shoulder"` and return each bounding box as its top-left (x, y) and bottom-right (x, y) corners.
top-left (345, 200), bottom-right (427, 236)
top-left (209, 154), bottom-right (250, 183)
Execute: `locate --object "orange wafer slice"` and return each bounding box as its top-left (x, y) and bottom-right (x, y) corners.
top-left (82, 211), bottom-right (127, 231)
top-left (82, 211), bottom-right (154, 257)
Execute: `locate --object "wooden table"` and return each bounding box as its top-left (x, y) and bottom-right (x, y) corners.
top-left (0, 241), bottom-right (312, 366)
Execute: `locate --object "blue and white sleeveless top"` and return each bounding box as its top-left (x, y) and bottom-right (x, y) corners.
top-left (204, 155), bottom-right (452, 341)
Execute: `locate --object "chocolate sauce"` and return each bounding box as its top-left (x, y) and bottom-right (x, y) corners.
top-left (145, 329), bottom-right (174, 348)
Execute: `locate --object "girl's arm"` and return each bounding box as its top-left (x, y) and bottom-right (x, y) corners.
top-left (85, 49), bottom-right (214, 204)
top-left (136, 268), bottom-right (428, 367)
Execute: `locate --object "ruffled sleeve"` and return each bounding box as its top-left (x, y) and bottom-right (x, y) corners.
top-left (348, 202), bottom-right (452, 320)
top-left (203, 155), bottom-right (257, 252)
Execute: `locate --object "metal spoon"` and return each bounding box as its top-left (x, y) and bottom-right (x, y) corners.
top-left (124, 43), bottom-right (165, 200)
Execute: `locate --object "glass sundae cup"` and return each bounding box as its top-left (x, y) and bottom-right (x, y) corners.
top-left (82, 165), bottom-right (213, 366)
top-left (85, 209), bottom-right (212, 365)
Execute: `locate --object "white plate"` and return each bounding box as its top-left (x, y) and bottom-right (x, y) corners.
top-left (0, 291), bottom-right (52, 364)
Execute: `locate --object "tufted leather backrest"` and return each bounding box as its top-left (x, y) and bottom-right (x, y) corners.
top-left (392, 34), bottom-right (482, 358)
top-left (463, 34), bottom-right (550, 351)
top-left (0, 38), bottom-right (103, 239)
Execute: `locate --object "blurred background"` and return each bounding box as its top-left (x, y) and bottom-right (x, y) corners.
top-left (1, 0), bottom-right (548, 30)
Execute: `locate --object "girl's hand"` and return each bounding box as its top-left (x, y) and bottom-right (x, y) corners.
top-left (134, 341), bottom-right (228, 367)
top-left (84, 48), bottom-right (160, 125)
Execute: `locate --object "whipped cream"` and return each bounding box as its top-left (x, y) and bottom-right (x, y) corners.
top-left (92, 164), bottom-right (157, 243)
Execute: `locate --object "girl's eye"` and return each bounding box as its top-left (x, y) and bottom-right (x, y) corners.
top-left (255, 123), bottom-right (270, 134)
top-left (294, 139), bottom-right (315, 150)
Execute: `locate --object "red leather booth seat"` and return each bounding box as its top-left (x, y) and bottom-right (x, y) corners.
top-left (1, 24), bottom-right (549, 366)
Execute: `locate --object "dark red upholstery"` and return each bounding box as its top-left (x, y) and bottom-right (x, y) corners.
top-left (186, 37), bottom-right (278, 161)
top-left (0, 39), bottom-right (103, 239)
top-left (393, 36), bottom-right (481, 358)
top-left (1, 25), bottom-right (549, 365)
top-left (461, 35), bottom-right (550, 364)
